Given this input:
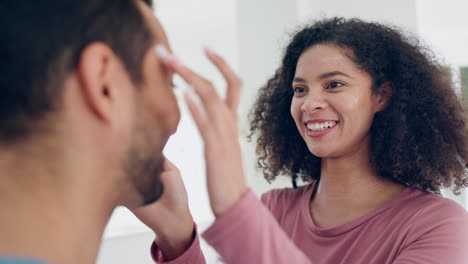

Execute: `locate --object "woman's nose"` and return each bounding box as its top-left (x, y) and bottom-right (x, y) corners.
top-left (300, 93), bottom-right (328, 113)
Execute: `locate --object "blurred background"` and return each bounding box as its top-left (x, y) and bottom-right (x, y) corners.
top-left (97, 0), bottom-right (468, 263)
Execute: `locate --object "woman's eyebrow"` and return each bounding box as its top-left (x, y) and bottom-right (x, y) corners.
top-left (293, 71), bottom-right (353, 84)
top-left (292, 77), bottom-right (307, 83)
top-left (318, 71), bottom-right (353, 80)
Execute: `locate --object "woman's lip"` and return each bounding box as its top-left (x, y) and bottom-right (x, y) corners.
top-left (303, 119), bottom-right (339, 125)
top-left (305, 123), bottom-right (337, 138)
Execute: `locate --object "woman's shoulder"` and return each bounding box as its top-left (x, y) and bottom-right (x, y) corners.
top-left (406, 188), bottom-right (468, 219)
top-left (392, 188), bottom-right (468, 251)
top-left (397, 188), bottom-right (468, 237)
top-left (260, 183), bottom-right (313, 214)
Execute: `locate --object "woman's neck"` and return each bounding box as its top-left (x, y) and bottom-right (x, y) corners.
top-left (310, 143), bottom-right (405, 228)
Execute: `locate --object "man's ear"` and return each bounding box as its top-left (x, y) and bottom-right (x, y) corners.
top-left (76, 42), bottom-right (116, 123)
top-left (375, 81), bottom-right (394, 112)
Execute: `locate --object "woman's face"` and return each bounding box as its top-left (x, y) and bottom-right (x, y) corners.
top-left (290, 44), bottom-right (385, 159)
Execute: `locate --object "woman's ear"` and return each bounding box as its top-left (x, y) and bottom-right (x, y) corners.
top-left (375, 81), bottom-right (394, 112)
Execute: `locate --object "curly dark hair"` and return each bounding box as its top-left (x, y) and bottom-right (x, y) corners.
top-left (249, 17), bottom-right (468, 194)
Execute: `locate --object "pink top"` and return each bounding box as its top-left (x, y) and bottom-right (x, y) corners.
top-left (153, 184), bottom-right (468, 263)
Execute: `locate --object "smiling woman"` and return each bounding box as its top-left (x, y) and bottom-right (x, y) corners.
top-left (250, 17), bottom-right (468, 195)
top-left (223, 17), bottom-right (468, 263)
top-left (290, 44), bottom-right (385, 160)
top-left (128, 15), bottom-right (468, 264)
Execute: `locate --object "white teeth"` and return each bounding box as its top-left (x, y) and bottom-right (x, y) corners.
top-left (306, 121), bottom-right (337, 132)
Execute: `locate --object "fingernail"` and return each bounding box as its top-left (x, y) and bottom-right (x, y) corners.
top-left (204, 45), bottom-right (216, 56)
top-left (186, 86), bottom-right (202, 106)
top-left (155, 44), bottom-right (169, 58)
top-left (155, 44), bottom-right (183, 67)
top-left (169, 55), bottom-right (182, 67)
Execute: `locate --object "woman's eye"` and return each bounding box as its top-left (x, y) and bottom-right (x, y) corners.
top-left (327, 81), bottom-right (344, 89)
top-left (293, 87), bottom-right (306, 93)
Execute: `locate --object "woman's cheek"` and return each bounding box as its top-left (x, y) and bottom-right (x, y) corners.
top-left (290, 100), bottom-right (303, 129)
top-left (328, 92), bottom-right (360, 110)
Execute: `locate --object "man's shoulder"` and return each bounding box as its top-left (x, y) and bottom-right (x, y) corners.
top-left (0, 257), bottom-right (47, 264)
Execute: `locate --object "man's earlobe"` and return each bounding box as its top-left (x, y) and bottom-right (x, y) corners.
top-left (77, 42), bottom-right (115, 123)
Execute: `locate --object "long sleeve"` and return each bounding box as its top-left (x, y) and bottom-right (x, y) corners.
top-left (202, 190), bottom-right (311, 264)
top-left (151, 226), bottom-right (206, 264)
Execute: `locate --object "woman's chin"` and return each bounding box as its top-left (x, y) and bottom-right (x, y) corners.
top-left (309, 148), bottom-right (333, 158)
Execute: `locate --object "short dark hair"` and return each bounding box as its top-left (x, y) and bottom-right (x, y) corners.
top-left (0, 0), bottom-right (154, 143)
top-left (249, 17), bottom-right (468, 194)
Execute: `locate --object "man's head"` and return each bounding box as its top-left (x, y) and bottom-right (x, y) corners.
top-left (0, 0), bottom-right (180, 206)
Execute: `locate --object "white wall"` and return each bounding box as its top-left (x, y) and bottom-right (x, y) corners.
top-left (297, 0), bottom-right (418, 33)
top-left (416, 0), bottom-right (468, 66)
top-left (237, 0), bottom-right (300, 196)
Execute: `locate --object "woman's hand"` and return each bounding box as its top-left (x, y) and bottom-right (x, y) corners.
top-left (156, 45), bottom-right (248, 217)
top-left (131, 158), bottom-right (194, 260)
